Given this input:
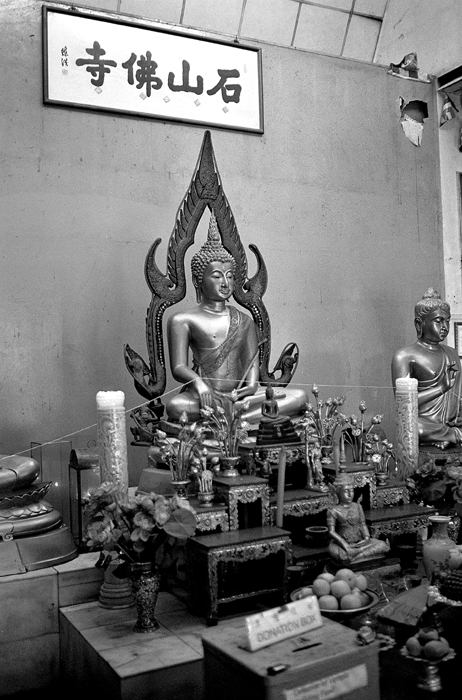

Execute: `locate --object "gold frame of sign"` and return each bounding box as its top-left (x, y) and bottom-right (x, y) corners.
top-left (124, 130), bottom-right (301, 424)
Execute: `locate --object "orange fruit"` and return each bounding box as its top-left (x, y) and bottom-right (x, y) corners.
top-left (423, 639), bottom-right (450, 660)
top-left (405, 636), bottom-right (422, 657)
top-left (340, 593), bottom-right (362, 610)
top-left (299, 586), bottom-right (313, 597)
top-left (318, 594), bottom-right (339, 610)
top-left (355, 573), bottom-right (368, 591)
top-left (357, 591), bottom-right (371, 607)
top-left (335, 568), bottom-right (357, 588)
top-left (330, 580), bottom-right (351, 599)
top-left (318, 572), bottom-right (336, 583)
top-left (418, 628), bottom-right (439, 644)
top-left (312, 578), bottom-right (331, 597)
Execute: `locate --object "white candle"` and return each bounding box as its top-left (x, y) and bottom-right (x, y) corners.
top-left (395, 377), bottom-right (419, 480)
top-left (96, 390), bottom-right (129, 501)
top-left (276, 448), bottom-right (287, 528)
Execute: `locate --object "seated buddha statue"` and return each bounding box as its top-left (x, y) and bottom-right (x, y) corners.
top-left (327, 470), bottom-right (389, 565)
top-left (255, 385), bottom-right (301, 445)
top-left (391, 288), bottom-right (462, 449)
top-left (165, 217), bottom-right (307, 426)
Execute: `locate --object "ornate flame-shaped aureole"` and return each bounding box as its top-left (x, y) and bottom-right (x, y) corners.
top-left (125, 131), bottom-right (299, 407)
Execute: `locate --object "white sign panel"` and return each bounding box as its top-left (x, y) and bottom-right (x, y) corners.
top-left (245, 596), bottom-right (323, 652)
top-left (43, 6), bottom-right (264, 133)
top-left (284, 663), bottom-right (368, 700)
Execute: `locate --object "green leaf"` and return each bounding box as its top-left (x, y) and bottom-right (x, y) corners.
top-left (163, 508), bottom-right (197, 539)
top-left (421, 479), bottom-right (447, 503)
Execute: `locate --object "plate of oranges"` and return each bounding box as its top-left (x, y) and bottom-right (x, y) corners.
top-left (290, 567), bottom-right (380, 616)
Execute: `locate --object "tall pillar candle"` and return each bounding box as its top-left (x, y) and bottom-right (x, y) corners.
top-left (276, 448), bottom-right (287, 528)
top-left (395, 377), bottom-right (419, 480)
top-left (96, 390), bottom-right (129, 501)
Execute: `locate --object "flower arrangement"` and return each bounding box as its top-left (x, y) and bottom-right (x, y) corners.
top-left (364, 435), bottom-right (396, 475)
top-left (188, 446), bottom-right (220, 494)
top-left (153, 411), bottom-right (207, 481)
top-left (199, 392), bottom-right (251, 458)
top-left (338, 401), bottom-right (385, 463)
top-left (300, 385), bottom-right (346, 446)
top-left (406, 454), bottom-right (462, 511)
top-left (83, 481), bottom-right (197, 571)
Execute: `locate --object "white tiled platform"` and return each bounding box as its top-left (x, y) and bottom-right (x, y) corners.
top-left (0, 553), bottom-right (103, 696)
top-left (59, 593), bottom-right (237, 700)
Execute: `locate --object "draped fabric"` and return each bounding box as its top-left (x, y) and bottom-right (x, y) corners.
top-left (418, 345), bottom-right (462, 444)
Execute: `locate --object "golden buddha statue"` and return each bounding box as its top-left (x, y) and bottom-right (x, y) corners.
top-left (327, 470), bottom-right (389, 565)
top-left (165, 216), bottom-right (306, 425)
top-left (391, 288), bottom-right (462, 449)
top-left (125, 131), bottom-right (307, 435)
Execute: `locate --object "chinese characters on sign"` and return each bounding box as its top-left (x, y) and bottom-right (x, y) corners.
top-left (43, 9), bottom-right (263, 133)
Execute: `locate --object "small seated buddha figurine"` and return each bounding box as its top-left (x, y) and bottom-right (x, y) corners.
top-left (165, 215), bottom-right (307, 425)
top-left (391, 288), bottom-right (462, 449)
top-left (327, 470), bottom-right (389, 565)
top-left (256, 385), bottom-right (300, 445)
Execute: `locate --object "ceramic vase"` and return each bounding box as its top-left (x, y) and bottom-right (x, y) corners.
top-left (448, 510), bottom-right (461, 544)
top-left (197, 490), bottom-right (215, 507)
top-left (375, 472), bottom-right (388, 487)
top-left (220, 455), bottom-right (241, 478)
top-left (422, 515), bottom-right (453, 582)
top-left (131, 562), bottom-right (161, 633)
top-left (170, 479), bottom-right (190, 500)
top-left (98, 558), bottom-right (135, 609)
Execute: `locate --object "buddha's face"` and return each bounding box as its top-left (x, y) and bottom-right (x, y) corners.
top-left (418, 308), bottom-right (450, 344)
top-left (199, 261), bottom-right (235, 301)
top-left (337, 484), bottom-right (354, 504)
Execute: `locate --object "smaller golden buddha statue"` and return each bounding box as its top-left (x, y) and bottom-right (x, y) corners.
top-left (327, 470), bottom-right (389, 565)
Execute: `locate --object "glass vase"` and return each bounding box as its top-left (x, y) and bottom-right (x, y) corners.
top-left (422, 515), bottom-right (453, 582)
top-left (131, 562), bottom-right (161, 633)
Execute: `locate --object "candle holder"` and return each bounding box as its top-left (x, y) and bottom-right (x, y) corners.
top-left (68, 448), bottom-right (101, 549)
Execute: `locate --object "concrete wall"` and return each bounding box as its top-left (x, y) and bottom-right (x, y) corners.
top-left (1, 1), bottom-right (443, 490)
top-left (376, 0), bottom-right (462, 319)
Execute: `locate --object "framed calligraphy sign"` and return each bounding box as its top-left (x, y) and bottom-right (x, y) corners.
top-left (43, 6), bottom-right (263, 133)
top-left (453, 321), bottom-right (462, 358)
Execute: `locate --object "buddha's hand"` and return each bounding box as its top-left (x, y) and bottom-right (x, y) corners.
top-left (194, 378), bottom-right (213, 408)
top-left (442, 364), bottom-right (457, 393)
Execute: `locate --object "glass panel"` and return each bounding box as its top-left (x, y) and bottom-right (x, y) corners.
top-left (354, 0), bottom-right (387, 18)
top-left (342, 15), bottom-right (381, 62)
top-left (304, 0), bottom-right (353, 9)
top-left (295, 6), bottom-right (349, 55)
top-left (30, 440), bottom-right (72, 527)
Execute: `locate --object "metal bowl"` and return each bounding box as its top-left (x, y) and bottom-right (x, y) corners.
top-left (290, 588), bottom-right (380, 616)
top-left (305, 525), bottom-right (329, 547)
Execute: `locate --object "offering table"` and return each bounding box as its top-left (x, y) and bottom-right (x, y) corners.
top-left (364, 503), bottom-right (436, 538)
top-left (187, 526), bottom-right (292, 626)
top-left (212, 475), bottom-right (271, 530)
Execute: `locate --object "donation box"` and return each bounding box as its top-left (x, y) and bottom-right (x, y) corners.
top-left (202, 616), bottom-right (380, 700)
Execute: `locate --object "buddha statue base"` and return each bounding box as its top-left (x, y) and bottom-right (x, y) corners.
top-left (0, 479), bottom-right (78, 574)
top-left (256, 416), bottom-right (301, 447)
top-left (325, 553), bottom-right (397, 576)
top-left (1, 526), bottom-right (78, 575)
